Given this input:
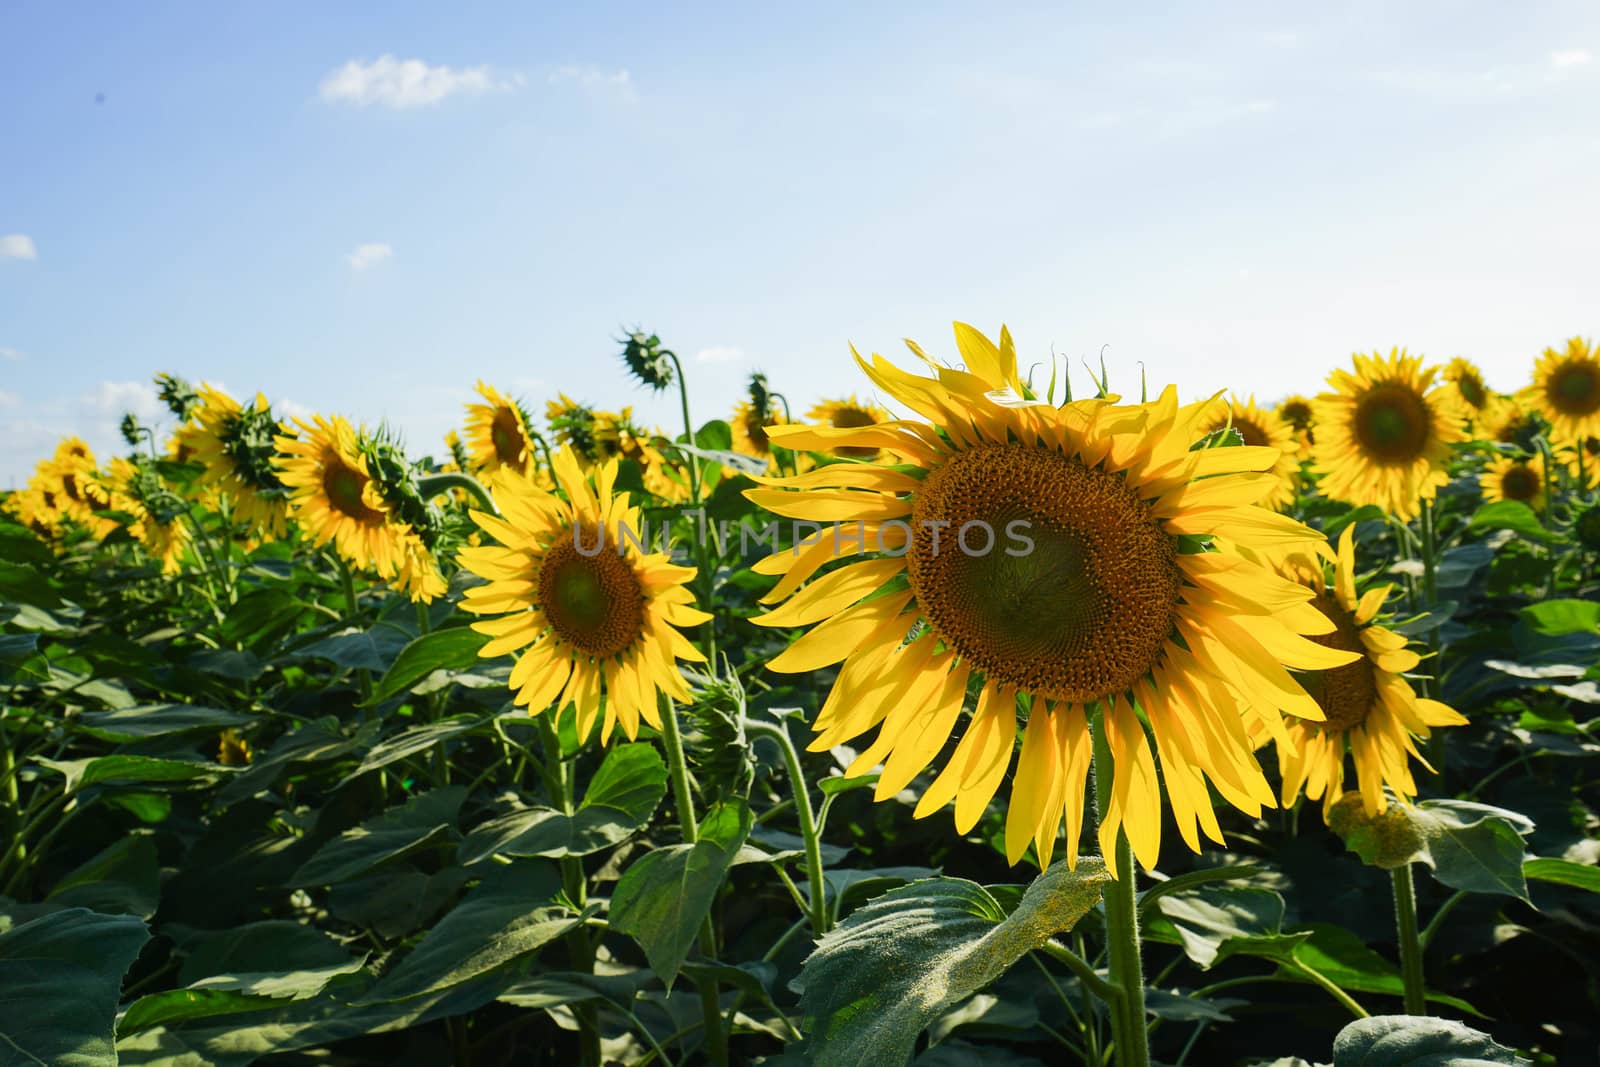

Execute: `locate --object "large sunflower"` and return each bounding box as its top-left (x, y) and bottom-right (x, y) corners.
top-left (459, 449), bottom-right (711, 744)
top-left (465, 382), bottom-right (539, 477)
top-left (177, 385), bottom-right (291, 539)
top-left (274, 415), bottom-right (444, 600)
top-left (1523, 337), bottom-right (1600, 442)
top-left (1269, 526), bottom-right (1466, 815)
top-left (1439, 357), bottom-right (1494, 429)
top-left (806, 395), bottom-right (892, 460)
top-left (1480, 453), bottom-right (1546, 513)
top-left (748, 323), bottom-right (1358, 871)
top-left (1195, 395), bottom-right (1300, 510)
top-left (1311, 349), bottom-right (1466, 521)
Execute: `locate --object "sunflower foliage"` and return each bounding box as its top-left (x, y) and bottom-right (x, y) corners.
top-left (0, 332), bottom-right (1596, 1067)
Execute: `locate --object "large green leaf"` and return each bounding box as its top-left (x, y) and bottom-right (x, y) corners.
top-left (792, 858), bottom-right (1110, 1067)
top-left (1467, 501), bottom-right (1564, 545)
top-left (365, 626), bottom-right (492, 704)
top-left (214, 716), bottom-right (374, 809)
top-left (610, 800), bottom-right (754, 987)
top-left (459, 742), bottom-right (667, 863)
top-left (291, 624), bottom-right (412, 672)
top-left (1518, 599), bottom-right (1600, 636)
top-left (1146, 884), bottom-right (1288, 969)
top-left (335, 717), bottom-right (485, 786)
top-left (363, 860), bottom-right (578, 1001)
top-left (177, 920), bottom-right (366, 997)
top-left (47, 835), bottom-right (161, 919)
top-left (37, 754), bottom-right (226, 793)
top-left (0, 907), bottom-right (150, 1067)
top-left (1524, 856), bottom-right (1600, 894)
top-left (1326, 796), bottom-right (1533, 900)
top-left (288, 786), bottom-right (465, 887)
top-left (118, 989), bottom-right (286, 1038)
top-left (75, 703), bottom-right (254, 742)
top-left (1332, 1015), bottom-right (1528, 1066)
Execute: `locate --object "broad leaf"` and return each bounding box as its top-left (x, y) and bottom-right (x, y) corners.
top-left (1327, 796), bottom-right (1533, 900)
top-left (366, 626), bottom-right (491, 704)
top-left (1332, 1015), bottom-right (1528, 1066)
top-left (47, 835), bottom-right (161, 919)
top-left (289, 786), bottom-right (465, 887)
top-left (177, 920), bottom-right (366, 998)
top-left (794, 859), bottom-right (1109, 1067)
top-left (1524, 856), bottom-right (1600, 894)
top-left (75, 703), bottom-right (253, 741)
top-left (1467, 501), bottom-right (1563, 545)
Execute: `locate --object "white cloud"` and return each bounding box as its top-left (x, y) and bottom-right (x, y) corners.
top-left (694, 345), bottom-right (743, 364)
top-left (0, 234), bottom-right (38, 260)
top-left (82, 380), bottom-right (164, 421)
top-left (0, 346), bottom-right (22, 361)
top-left (346, 242), bottom-right (393, 271)
top-left (0, 391), bottom-right (19, 411)
top-left (1551, 49), bottom-right (1592, 69)
top-left (549, 65), bottom-right (633, 98)
top-left (319, 55), bottom-right (516, 109)
top-left (275, 398), bottom-right (315, 423)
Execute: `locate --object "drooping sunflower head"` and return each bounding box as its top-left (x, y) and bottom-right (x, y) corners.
top-left (155, 372), bottom-right (200, 421)
top-left (1524, 337), bottom-right (1600, 441)
top-left (465, 382), bottom-right (539, 477)
top-left (182, 385), bottom-right (292, 539)
top-left (1311, 349), bottom-right (1467, 521)
top-left (110, 455), bottom-right (193, 574)
top-left (1480, 453), bottom-right (1546, 513)
top-left (731, 398), bottom-right (787, 460)
top-left (1440, 356), bottom-right (1494, 426)
top-left (619, 328), bottom-right (676, 391)
top-left (1194, 395), bottom-right (1300, 510)
top-left (749, 322), bottom-right (1362, 872)
top-left (805, 395), bottom-right (892, 460)
top-left (459, 449), bottom-right (711, 745)
top-left (548, 394), bottom-right (601, 464)
top-left (1270, 526), bottom-right (1466, 815)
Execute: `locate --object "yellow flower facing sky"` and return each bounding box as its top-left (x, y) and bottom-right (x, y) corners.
top-left (1275, 394), bottom-right (1316, 460)
top-left (1524, 336), bottom-right (1600, 443)
top-left (1312, 349), bottom-right (1466, 521)
top-left (464, 381), bottom-right (540, 477)
top-left (748, 323), bottom-right (1359, 872)
top-left (1439, 356), bottom-right (1495, 430)
top-left (1479, 453), bottom-right (1546, 513)
top-left (459, 449), bottom-right (711, 745)
top-left (1268, 526), bottom-right (1466, 815)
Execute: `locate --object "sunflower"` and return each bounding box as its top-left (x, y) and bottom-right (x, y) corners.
top-left (177, 385), bottom-right (291, 539)
top-left (107, 457), bottom-right (193, 575)
top-left (1523, 337), bottom-right (1600, 442)
top-left (1311, 349), bottom-right (1467, 521)
top-left (458, 449), bottom-right (711, 745)
top-left (1554, 432), bottom-right (1600, 490)
top-left (1438, 357), bottom-right (1494, 430)
top-left (1268, 526), bottom-right (1466, 815)
top-left (465, 382), bottom-right (540, 477)
top-left (1276, 394), bottom-right (1316, 459)
top-left (547, 394), bottom-right (602, 464)
top-left (1480, 453), bottom-right (1547, 513)
top-left (274, 415), bottom-right (444, 600)
top-left (217, 729), bottom-right (253, 766)
top-left (806, 395), bottom-right (892, 460)
top-left (1195, 395), bottom-right (1300, 510)
top-left (747, 322), bottom-right (1359, 871)
top-left (1482, 394), bottom-right (1538, 448)
top-left (595, 410), bottom-right (688, 503)
top-left (731, 399), bottom-right (787, 462)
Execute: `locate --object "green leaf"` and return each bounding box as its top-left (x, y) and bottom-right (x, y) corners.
top-left (177, 920), bottom-right (366, 997)
top-left (335, 717), bottom-right (485, 786)
top-left (37, 754), bottom-right (225, 793)
top-left (365, 626), bottom-right (491, 704)
top-left (1519, 598), bottom-right (1600, 636)
top-left (1280, 924), bottom-right (1481, 1016)
top-left (1332, 1015), bottom-right (1529, 1066)
top-left (74, 703), bottom-right (254, 741)
top-left (289, 786), bottom-right (466, 887)
top-left (1137, 863), bottom-right (1263, 918)
top-left (0, 907), bottom-right (150, 1067)
top-left (1145, 884), bottom-right (1288, 969)
top-left (459, 743), bottom-right (666, 863)
top-left (1326, 796), bottom-right (1533, 900)
top-left (793, 858), bottom-right (1110, 1067)
top-left (47, 836), bottom-right (161, 919)
top-left (118, 988), bottom-right (285, 1037)
top-left (1467, 500), bottom-right (1564, 544)
top-left (1524, 856), bottom-right (1600, 894)
top-left (610, 800), bottom-right (754, 987)
top-left (363, 860), bottom-right (579, 1001)
top-left (328, 867), bottom-right (470, 940)
top-left (292, 624), bottom-right (412, 672)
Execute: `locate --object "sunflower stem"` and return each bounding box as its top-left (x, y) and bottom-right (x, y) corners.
top-left (416, 472), bottom-right (499, 516)
top-left (658, 693), bottom-right (727, 1066)
top-left (663, 350), bottom-right (703, 505)
top-left (1091, 713), bottom-right (1151, 1067)
top-left (334, 555), bottom-right (373, 702)
top-left (537, 715), bottom-right (602, 1067)
top-left (1392, 863), bottom-right (1428, 1015)
top-left (743, 717), bottom-right (830, 937)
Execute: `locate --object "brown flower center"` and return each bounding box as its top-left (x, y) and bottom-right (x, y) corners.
top-left (1547, 360), bottom-right (1600, 417)
top-left (490, 408), bottom-right (527, 465)
top-left (907, 442), bottom-right (1182, 703)
top-left (321, 455), bottom-right (385, 525)
top-left (1500, 464), bottom-right (1541, 502)
top-left (1299, 594), bottom-right (1377, 732)
top-left (1352, 384), bottom-right (1433, 464)
top-left (829, 406), bottom-right (879, 459)
top-left (539, 526), bottom-right (645, 659)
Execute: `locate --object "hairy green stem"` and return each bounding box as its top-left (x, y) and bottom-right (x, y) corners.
top-left (1392, 864), bottom-right (1428, 1015)
top-left (1092, 714), bottom-right (1151, 1067)
top-left (743, 718), bottom-right (829, 937)
top-left (537, 715), bottom-right (601, 1067)
top-left (417, 472), bottom-right (500, 516)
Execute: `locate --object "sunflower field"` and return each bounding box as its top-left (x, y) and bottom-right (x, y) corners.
top-left (3, 326), bottom-right (1600, 1067)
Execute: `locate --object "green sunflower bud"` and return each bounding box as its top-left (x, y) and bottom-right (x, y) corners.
top-left (620, 328), bottom-right (675, 391)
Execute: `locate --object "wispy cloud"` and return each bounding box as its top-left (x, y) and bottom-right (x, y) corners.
top-left (82, 380), bottom-right (164, 421)
top-left (694, 345), bottom-right (743, 364)
top-left (549, 65), bottom-right (634, 99)
top-left (346, 242), bottom-right (393, 271)
top-left (275, 398), bottom-right (315, 422)
top-left (319, 55), bottom-right (520, 109)
top-left (0, 391), bottom-right (19, 411)
top-left (1551, 49), bottom-right (1592, 70)
top-left (0, 234), bottom-right (38, 260)
top-left (0, 346), bottom-right (22, 362)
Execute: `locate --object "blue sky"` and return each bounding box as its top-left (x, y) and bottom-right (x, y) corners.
top-left (3, 2), bottom-right (1598, 487)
